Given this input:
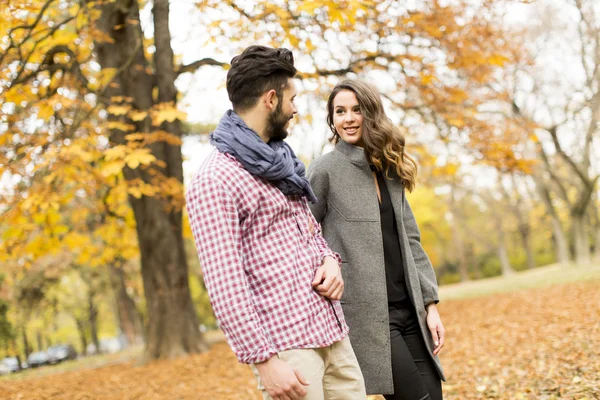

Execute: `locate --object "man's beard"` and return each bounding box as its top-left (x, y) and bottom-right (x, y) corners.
top-left (266, 102), bottom-right (292, 141)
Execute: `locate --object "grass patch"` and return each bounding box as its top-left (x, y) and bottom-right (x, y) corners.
top-left (439, 261), bottom-right (600, 300)
top-left (0, 345), bottom-right (143, 382)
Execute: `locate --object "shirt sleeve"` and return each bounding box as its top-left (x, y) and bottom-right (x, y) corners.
top-left (402, 192), bottom-right (440, 305)
top-left (306, 201), bottom-right (343, 266)
top-left (186, 177), bottom-right (276, 364)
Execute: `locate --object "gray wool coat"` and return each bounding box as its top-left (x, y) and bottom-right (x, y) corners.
top-left (307, 140), bottom-right (445, 395)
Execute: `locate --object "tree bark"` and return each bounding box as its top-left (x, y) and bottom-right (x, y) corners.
top-left (75, 318), bottom-right (88, 355)
top-left (533, 174), bottom-right (570, 264)
top-left (110, 264), bottom-right (144, 345)
top-left (36, 331), bottom-right (43, 352)
top-left (93, 0), bottom-right (206, 359)
top-left (589, 198), bottom-right (600, 260)
top-left (595, 225), bottom-right (600, 261)
top-left (88, 291), bottom-right (100, 354)
top-left (496, 215), bottom-right (514, 276)
top-left (572, 211), bottom-right (591, 265)
top-left (447, 185), bottom-right (470, 281)
top-left (507, 175), bottom-right (535, 270)
top-left (21, 328), bottom-right (30, 358)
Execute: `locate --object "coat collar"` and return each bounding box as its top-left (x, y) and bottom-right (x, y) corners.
top-left (334, 139), bottom-right (370, 168)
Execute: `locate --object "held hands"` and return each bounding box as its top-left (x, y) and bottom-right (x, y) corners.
top-left (426, 303), bottom-right (446, 355)
top-left (312, 256), bottom-right (344, 300)
top-left (255, 356), bottom-right (309, 400)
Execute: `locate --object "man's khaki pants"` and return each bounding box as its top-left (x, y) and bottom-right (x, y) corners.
top-left (250, 336), bottom-right (367, 400)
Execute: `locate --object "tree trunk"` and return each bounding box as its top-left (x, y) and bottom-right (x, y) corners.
top-left (110, 265), bottom-right (144, 346)
top-left (36, 331), bottom-right (43, 352)
top-left (75, 318), bottom-right (89, 355)
top-left (450, 215), bottom-right (470, 281)
top-left (595, 225), bottom-right (600, 261)
top-left (497, 219), bottom-right (514, 276)
top-left (590, 199), bottom-right (600, 260)
top-left (21, 329), bottom-right (30, 358)
top-left (517, 223), bottom-right (536, 270)
top-left (572, 211), bottom-right (591, 265)
top-left (88, 291), bottom-right (100, 354)
top-left (448, 187), bottom-right (470, 281)
top-left (551, 216), bottom-right (570, 265)
top-left (534, 175), bottom-right (570, 264)
top-left (93, 0), bottom-right (206, 359)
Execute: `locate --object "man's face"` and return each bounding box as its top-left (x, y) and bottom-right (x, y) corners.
top-left (266, 79), bottom-right (297, 141)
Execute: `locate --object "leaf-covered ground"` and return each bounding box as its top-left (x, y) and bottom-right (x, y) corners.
top-left (1, 279), bottom-right (598, 400)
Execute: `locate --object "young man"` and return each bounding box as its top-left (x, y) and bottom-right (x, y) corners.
top-left (186, 46), bottom-right (367, 400)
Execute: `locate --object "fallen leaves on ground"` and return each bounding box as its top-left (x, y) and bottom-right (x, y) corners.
top-left (1, 280), bottom-right (598, 399)
top-left (439, 280), bottom-right (600, 399)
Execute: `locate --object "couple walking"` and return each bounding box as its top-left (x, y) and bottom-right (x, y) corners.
top-left (186, 45), bottom-right (446, 400)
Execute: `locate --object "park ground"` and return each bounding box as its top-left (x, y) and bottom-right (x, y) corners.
top-left (1, 263), bottom-right (599, 400)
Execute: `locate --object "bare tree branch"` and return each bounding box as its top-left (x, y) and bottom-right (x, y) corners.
top-left (176, 58), bottom-right (227, 76)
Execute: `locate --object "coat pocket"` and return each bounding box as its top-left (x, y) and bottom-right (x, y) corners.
top-left (329, 200), bottom-right (378, 222)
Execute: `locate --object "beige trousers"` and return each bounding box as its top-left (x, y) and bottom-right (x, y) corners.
top-left (250, 336), bottom-right (367, 400)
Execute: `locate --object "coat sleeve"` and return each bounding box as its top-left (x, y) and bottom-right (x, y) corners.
top-left (306, 161), bottom-right (342, 264)
top-left (403, 192), bottom-right (440, 305)
top-left (307, 160), bottom-right (329, 223)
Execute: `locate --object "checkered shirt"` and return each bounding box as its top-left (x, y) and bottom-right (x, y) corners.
top-left (186, 150), bottom-right (348, 364)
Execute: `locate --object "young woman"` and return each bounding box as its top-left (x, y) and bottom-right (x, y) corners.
top-left (308, 79), bottom-right (446, 400)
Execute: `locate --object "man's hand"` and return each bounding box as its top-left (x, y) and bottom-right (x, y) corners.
top-left (255, 356), bottom-right (309, 400)
top-left (426, 303), bottom-right (445, 355)
top-left (312, 256), bottom-right (344, 300)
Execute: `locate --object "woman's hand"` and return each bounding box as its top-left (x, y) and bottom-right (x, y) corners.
top-left (426, 303), bottom-right (445, 355)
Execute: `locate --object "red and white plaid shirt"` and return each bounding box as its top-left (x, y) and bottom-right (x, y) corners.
top-left (186, 150), bottom-right (348, 364)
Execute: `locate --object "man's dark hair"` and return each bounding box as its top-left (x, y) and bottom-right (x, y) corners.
top-left (226, 46), bottom-right (296, 112)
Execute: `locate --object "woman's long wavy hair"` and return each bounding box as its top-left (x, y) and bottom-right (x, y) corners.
top-left (326, 79), bottom-right (418, 192)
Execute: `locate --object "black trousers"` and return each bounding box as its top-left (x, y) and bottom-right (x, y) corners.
top-left (383, 302), bottom-right (443, 400)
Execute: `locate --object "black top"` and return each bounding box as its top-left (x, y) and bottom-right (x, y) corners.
top-left (376, 171), bottom-right (409, 304)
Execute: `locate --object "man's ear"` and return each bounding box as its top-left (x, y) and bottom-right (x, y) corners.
top-left (264, 89), bottom-right (278, 110)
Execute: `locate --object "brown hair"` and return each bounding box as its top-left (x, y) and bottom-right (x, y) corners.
top-left (326, 79), bottom-right (418, 191)
top-left (227, 46), bottom-right (296, 112)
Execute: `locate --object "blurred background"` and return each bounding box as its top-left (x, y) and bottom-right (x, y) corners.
top-left (0, 0), bottom-right (599, 399)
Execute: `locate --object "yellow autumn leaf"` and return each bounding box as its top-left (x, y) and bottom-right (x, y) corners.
top-left (128, 186), bottom-right (143, 199)
top-left (107, 104), bottom-right (130, 116)
top-left (107, 121), bottom-right (136, 131)
top-left (124, 149), bottom-right (156, 169)
top-left (37, 103), bottom-right (54, 119)
top-left (3, 87), bottom-right (31, 104)
top-left (103, 145), bottom-right (128, 161)
top-left (298, 1), bottom-right (325, 14)
top-left (488, 54), bottom-right (509, 66)
top-left (101, 160), bottom-right (125, 176)
top-left (151, 103), bottom-right (187, 125)
top-left (448, 117), bottom-right (465, 128)
top-left (129, 109), bottom-right (148, 121)
top-left (420, 72), bottom-right (435, 85)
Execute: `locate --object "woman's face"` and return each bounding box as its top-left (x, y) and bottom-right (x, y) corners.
top-left (332, 90), bottom-right (364, 146)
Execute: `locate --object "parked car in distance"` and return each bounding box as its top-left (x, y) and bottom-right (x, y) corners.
top-left (27, 351), bottom-right (49, 368)
top-left (0, 357), bottom-right (22, 374)
top-left (47, 344), bottom-right (78, 364)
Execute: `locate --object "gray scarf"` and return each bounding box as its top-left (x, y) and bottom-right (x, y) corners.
top-left (209, 110), bottom-right (318, 203)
